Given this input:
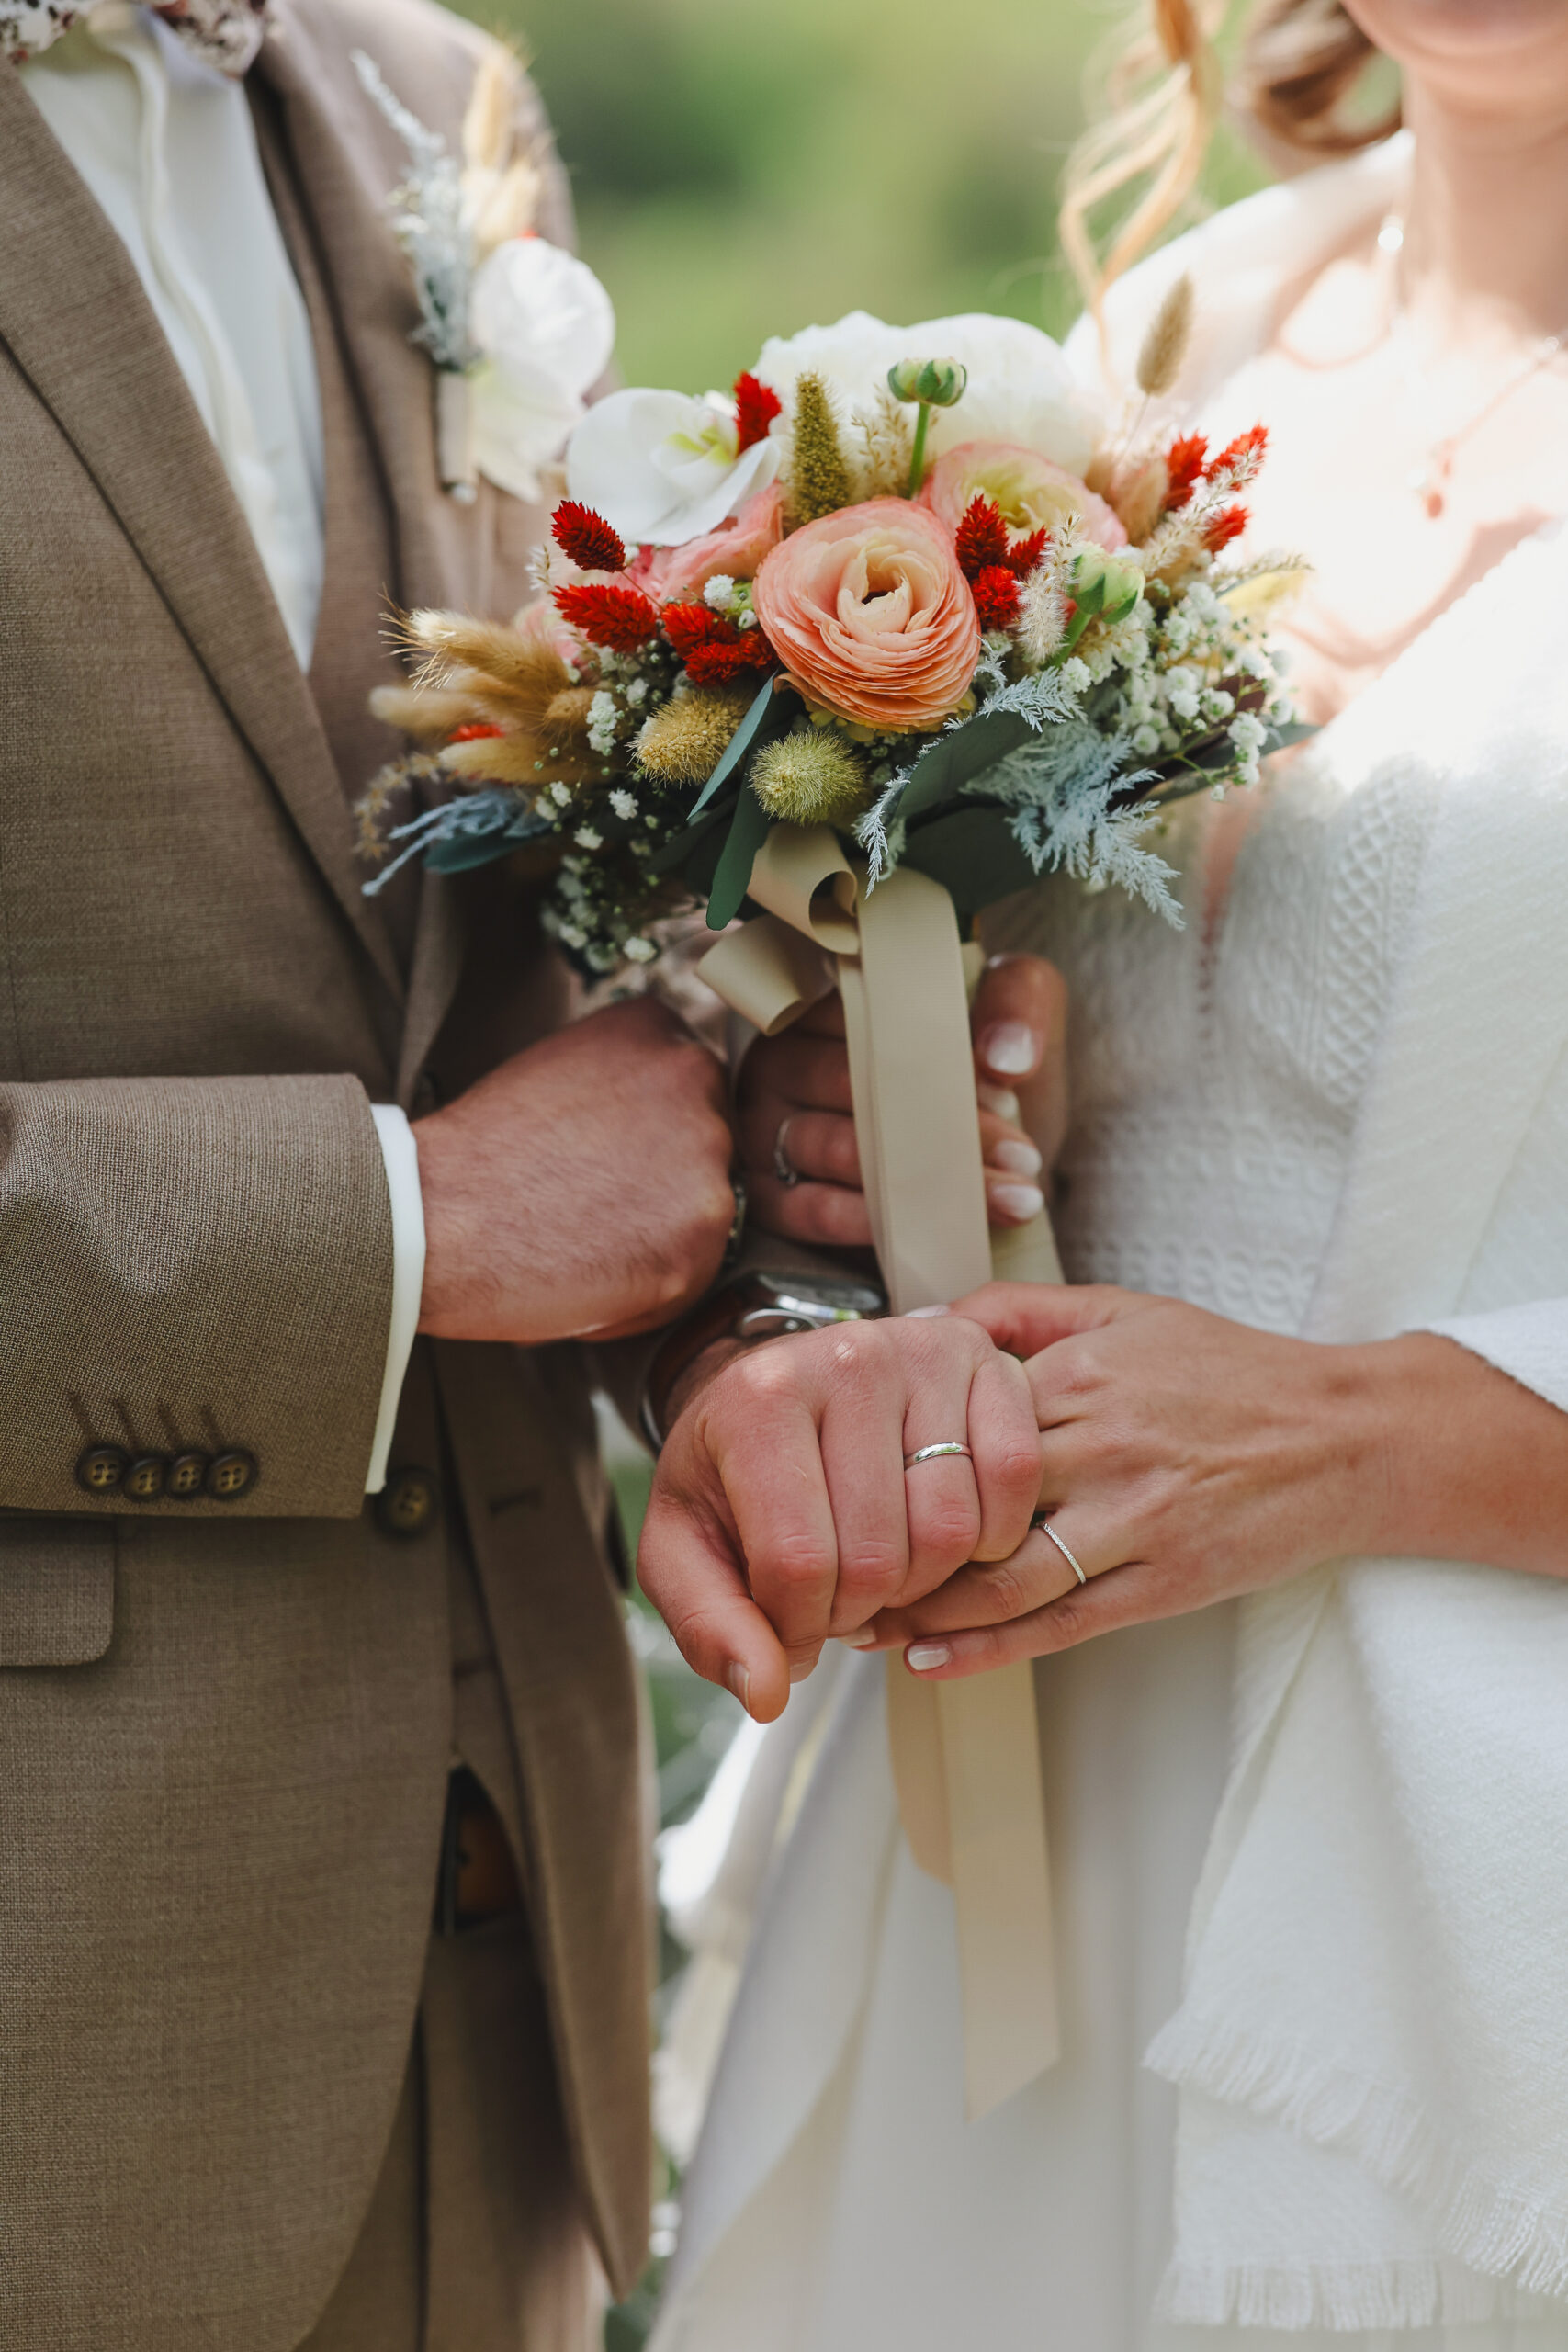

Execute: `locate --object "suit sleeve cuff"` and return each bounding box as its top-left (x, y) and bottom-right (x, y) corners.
top-left (367, 1105), bottom-right (426, 1494)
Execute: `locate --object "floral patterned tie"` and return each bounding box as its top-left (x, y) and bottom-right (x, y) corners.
top-left (2, 0), bottom-right (268, 74)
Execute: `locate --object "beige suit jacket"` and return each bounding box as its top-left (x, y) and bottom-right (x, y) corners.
top-left (0, 3), bottom-right (650, 2340)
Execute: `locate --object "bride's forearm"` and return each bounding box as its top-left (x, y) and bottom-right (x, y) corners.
top-left (1357, 1333), bottom-right (1568, 1578)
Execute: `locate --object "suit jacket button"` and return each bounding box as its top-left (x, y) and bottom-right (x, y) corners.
top-left (376, 1465), bottom-right (439, 1539)
top-left (166, 1451), bottom-right (210, 1499)
top-left (123, 1453), bottom-right (168, 1503)
top-left (207, 1450), bottom-right (258, 1501)
top-left (76, 1444), bottom-right (129, 1497)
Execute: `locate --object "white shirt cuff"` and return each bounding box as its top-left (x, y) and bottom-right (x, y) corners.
top-left (367, 1105), bottom-right (427, 1494)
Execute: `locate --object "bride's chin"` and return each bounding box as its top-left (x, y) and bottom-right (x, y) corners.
top-left (1348, 0), bottom-right (1568, 60)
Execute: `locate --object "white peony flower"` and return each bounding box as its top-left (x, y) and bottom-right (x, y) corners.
top-left (468, 238), bottom-right (617, 503)
top-left (754, 310), bottom-right (1106, 479)
top-left (567, 388), bottom-right (781, 546)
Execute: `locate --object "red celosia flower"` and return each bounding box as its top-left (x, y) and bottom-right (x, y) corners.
top-left (1005, 525), bottom-right (1051, 578)
top-left (1207, 425), bottom-right (1268, 486)
top-left (733, 371), bottom-right (783, 456)
top-left (551, 500), bottom-right (627, 574)
top-left (970, 565), bottom-right (1023, 632)
top-left (1201, 503), bottom-right (1249, 553)
top-left (1164, 432), bottom-right (1208, 512)
top-left (660, 599), bottom-right (777, 686)
top-left (447, 722), bottom-right (505, 743)
top-left (954, 494), bottom-right (1010, 581)
top-left (553, 579), bottom-right (660, 651)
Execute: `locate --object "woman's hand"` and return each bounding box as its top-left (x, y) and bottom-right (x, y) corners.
top-left (637, 1311), bottom-right (1043, 1721)
top-left (866, 1283), bottom-right (1568, 1679)
top-left (739, 952), bottom-right (1069, 1248)
top-left (863, 1283), bottom-right (1395, 1675)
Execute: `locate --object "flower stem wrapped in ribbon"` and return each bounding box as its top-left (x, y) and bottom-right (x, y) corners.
top-left (356, 302), bottom-right (1312, 2113)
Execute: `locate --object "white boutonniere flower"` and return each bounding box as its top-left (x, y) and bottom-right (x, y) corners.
top-left (354, 44), bottom-right (615, 503)
top-left (566, 387), bottom-right (782, 547)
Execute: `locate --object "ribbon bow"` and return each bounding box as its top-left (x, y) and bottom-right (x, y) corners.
top-left (698, 826), bottom-right (1062, 2120)
top-left (3, 0), bottom-right (269, 74)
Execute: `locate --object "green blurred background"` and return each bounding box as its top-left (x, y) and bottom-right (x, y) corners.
top-left (434, 3), bottom-right (1269, 2339)
top-left (447, 0), bottom-right (1268, 395)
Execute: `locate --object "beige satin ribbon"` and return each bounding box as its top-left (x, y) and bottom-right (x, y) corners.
top-left (697, 824), bottom-right (1060, 2120)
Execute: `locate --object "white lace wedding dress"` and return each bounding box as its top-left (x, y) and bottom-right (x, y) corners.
top-left (651, 143), bottom-right (1568, 2352)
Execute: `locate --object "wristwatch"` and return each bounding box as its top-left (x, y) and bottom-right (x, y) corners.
top-left (640, 1268), bottom-right (887, 1451)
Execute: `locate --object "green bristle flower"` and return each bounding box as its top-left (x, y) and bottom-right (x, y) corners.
top-left (635, 687), bottom-right (753, 786)
top-left (750, 731), bottom-right (869, 827)
top-left (789, 372), bottom-right (852, 526)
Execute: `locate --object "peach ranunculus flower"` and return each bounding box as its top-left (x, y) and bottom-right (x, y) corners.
top-left (628, 486), bottom-right (785, 602)
top-left (919, 439), bottom-right (1127, 554)
top-left (751, 500), bottom-right (981, 733)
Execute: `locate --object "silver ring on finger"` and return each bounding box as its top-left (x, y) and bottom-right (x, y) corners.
top-left (1037, 1517), bottom-right (1087, 1586)
top-left (773, 1117), bottom-right (801, 1189)
top-left (905, 1442), bottom-right (974, 1468)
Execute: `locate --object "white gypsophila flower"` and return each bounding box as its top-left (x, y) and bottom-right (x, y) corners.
top-left (1057, 657), bottom-right (1092, 696)
top-left (753, 310), bottom-right (1105, 477)
top-left (574, 824), bottom-right (604, 851)
top-left (549, 781), bottom-right (574, 808)
top-left (557, 921), bottom-right (587, 949)
top-left (587, 690), bottom-right (620, 756)
top-left (610, 789), bottom-right (639, 820)
top-left (703, 575), bottom-right (737, 611)
top-left (1229, 712), bottom-right (1268, 755)
top-left (1201, 688), bottom-right (1235, 724)
top-left (625, 678), bottom-right (649, 707)
top-left (1132, 725), bottom-right (1162, 756)
top-left (568, 386), bottom-right (780, 546)
top-left (625, 937), bottom-right (657, 963)
top-left (468, 238), bottom-right (617, 503)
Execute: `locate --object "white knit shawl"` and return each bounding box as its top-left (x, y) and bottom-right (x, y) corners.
top-left (1082, 141), bottom-right (1568, 2326)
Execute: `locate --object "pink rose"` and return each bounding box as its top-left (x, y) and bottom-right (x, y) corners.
top-left (629, 486), bottom-right (785, 602)
top-left (919, 439), bottom-right (1126, 553)
top-left (751, 499), bottom-right (981, 732)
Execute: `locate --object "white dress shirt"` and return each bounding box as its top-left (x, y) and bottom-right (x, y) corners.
top-left (21, 5), bottom-right (423, 1492)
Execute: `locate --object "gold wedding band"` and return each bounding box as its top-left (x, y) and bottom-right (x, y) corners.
top-left (1040, 1521), bottom-right (1087, 1586)
top-left (905, 1442), bottom-right (974, 1468)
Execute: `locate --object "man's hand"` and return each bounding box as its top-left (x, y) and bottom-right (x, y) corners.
top-left (740, 952), bottom-right (1069, 1248)
top-left (637, 1314), bottom-right (1042, 1721)
top-left (415, 998), bottom-right (735, 1345)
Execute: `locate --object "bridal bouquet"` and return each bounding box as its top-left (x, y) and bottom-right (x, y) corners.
top-left (358, 290), bottom-right (1304, 975)
top-left (358, 287), bottom-right (1307, 2121)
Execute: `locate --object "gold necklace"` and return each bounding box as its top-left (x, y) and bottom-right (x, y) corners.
top-left (1379, 212), bottom-right (1566, 520)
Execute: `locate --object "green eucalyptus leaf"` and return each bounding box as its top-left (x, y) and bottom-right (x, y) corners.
top-left (706, 784), bottom-right (774, 929)
top-left (897, 806), bottom-right (1041, 915)
top-left (897, 709), bottom-right (1038, 830)
top-left (690, 677), bottom-right (782, 817)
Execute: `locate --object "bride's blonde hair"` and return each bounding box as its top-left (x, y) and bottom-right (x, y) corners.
top-left (1060, 0), bottom-right (1400, 316)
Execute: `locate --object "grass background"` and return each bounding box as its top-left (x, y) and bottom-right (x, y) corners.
top-left (432, 2), bottom-right (1272, 2338)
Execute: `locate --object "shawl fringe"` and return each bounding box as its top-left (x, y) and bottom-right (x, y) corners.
top-left (1147, 2006), bottom-right (1568, 2311)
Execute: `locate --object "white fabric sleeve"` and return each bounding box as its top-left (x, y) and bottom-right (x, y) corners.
top-left (367, 1106), bottom-right (427, 1494)
top-left (1421, 1298), bottom-right (1568, 1418)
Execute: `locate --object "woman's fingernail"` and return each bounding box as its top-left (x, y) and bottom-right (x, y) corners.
top-left (726, 1661), bottom-right (751, 1709)
top-left (980, 1021), bottom-right (1043, 1077)
top-left (839, 1627), bottom-right (879, 1649)
top-left (990, 1182), bottom-right (1046, 1220)
top-left (907, 1642), bottom-right (953, 1674)
top-left (789, 1658), bottom-right (816, 1684)
top-left (976, 1082), bottom-right (1021, 1121)
top-left (906, 1303), bottom-right (951, 1318)
top-left (991, 1138), bottom-right (1043, 1179)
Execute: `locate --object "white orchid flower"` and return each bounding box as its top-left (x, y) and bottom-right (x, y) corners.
top-left (755, 310), bottom-right (1106, 480)
top-left (468, 238), bottom-right (617, 503)
top-left (567, 387), bottom-right (782, 547)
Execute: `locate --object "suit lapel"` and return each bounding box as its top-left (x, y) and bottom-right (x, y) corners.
top-left (0, 62), bottom-right (403, 1011)
top-left (254, 1), bottom-right (491, 1082)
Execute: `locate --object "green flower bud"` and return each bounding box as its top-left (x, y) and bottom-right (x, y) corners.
top-left (886, 357), bottom-right (969, 410)
top-left (1073, 547), bottom-right (1145, 627)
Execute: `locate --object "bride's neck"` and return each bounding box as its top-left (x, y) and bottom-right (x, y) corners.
top-left (1401, 85), bottom-right (1568, 345)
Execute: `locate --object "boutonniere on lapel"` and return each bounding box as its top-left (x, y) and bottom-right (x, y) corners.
top-left (352, 42), bottom-right (615, 505)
